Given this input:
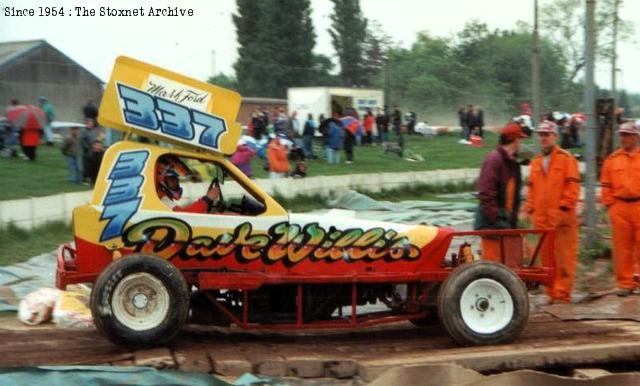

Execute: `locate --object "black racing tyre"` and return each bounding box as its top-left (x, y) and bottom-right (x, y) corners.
top-left (90, 254), bottom-right (189, 348)
top-left (437, 261), bottom-right (529, 346)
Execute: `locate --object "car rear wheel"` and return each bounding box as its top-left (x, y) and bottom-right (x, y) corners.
top-left (90, 254), bottom-right (189, 348)
top-left (437, 261), bottom-right (528, 346)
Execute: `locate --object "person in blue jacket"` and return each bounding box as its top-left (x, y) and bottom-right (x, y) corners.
top-left (303, 113), bottom-right (317, 159)
top-left (326, 110), bottom-right (345, 164)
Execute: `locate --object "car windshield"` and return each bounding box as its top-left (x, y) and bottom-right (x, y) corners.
top-left (156, 154), bottom-right (265, 216)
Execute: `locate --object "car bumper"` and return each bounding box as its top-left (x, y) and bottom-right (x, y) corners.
top-left (55, 243), bottom-right (98, 289)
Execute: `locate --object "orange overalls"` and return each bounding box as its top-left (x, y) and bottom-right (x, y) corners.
top-left (600, 147), bottom-right (640, 290)
top-left (525, 146), bottom-right (580, 302)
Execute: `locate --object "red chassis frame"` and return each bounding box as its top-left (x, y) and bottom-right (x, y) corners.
top-left (56, 228), bottom-right (554, 330)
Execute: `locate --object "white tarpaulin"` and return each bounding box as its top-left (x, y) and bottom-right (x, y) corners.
top-left (0, 252), bottom-right (56, 312)
top-left (321, 190), bottom-right (476, 227)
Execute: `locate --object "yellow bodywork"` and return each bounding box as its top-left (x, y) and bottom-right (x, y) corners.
top-left (69, 56), bottom-right (442, 272)
top-left (72, 139), bottom-right (439, 268)
top-left (75, 141), bottom-right (287, 251)
top-left (98, 56), bottom-right (242, 156)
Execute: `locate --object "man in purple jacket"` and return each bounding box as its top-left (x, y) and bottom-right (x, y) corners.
top-left (474, 123), bottom-right (528, 261)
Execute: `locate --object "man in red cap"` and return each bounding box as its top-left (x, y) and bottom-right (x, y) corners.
top-left (525, 120), bottom-right (581, 303)
top-left (474, 123), bottom-right (527, 260)
top-left (600, 121), bottom-right (640, 296)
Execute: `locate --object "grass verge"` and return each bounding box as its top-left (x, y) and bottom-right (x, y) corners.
top-left (1, 132), bottom-right (499, 200)
top-left (0, 221), bottom-right (71, 266)
top-left (271, 192), bottom-right (329, 213)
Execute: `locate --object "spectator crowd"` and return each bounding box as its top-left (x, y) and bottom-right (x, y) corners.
top-left (238, 104), bottom-right (419, 179)
top-left (1, 97), bottom-right (107, 185)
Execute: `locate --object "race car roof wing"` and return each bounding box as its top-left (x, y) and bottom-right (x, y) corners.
top-left (98, 56), bottom-right (242, 156)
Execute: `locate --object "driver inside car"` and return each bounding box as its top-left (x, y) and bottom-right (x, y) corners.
top-left (158, 168), bottom-right (222, 213)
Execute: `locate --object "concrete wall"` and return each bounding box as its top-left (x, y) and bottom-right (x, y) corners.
top-left (0, 44), bottom-right (103, 122)
top-left (0, 168), bottom-right (482, 230)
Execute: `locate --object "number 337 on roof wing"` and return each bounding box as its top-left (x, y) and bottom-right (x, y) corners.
top-left (117, 83), bottom-right (227, 150)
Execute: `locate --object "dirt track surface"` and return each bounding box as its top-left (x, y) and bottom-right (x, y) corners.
top-left (3, 309), bottom-right (640, 382)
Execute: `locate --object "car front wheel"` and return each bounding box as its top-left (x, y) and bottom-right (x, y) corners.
top-left (90, 254), bottom-right (189, 348)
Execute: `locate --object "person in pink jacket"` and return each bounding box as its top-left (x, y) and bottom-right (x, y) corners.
top-left (230, 143), bottom-right (256, 178)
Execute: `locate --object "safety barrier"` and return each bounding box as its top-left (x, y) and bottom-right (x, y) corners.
top-left (0, 166), bottom-right (529, 230)
top-left (5, 122), bottom-right (572, 230)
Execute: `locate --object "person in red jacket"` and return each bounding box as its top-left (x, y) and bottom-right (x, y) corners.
top-left (364, 108), bottom-right (375, 145)
top-left (158, 169), bottom-right (220, 213)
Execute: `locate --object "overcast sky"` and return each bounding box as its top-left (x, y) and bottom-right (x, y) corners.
top-left (1, 0), bottom-right (639, 92)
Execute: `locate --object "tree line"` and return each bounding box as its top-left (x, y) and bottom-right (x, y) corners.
top-left (209, 0), bottom-right (638, 123)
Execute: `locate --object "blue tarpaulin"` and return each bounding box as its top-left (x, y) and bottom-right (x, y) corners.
top-left (0, 366), bottom-right (231, 386)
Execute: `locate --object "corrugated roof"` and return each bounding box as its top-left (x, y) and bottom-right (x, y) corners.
top-left (0, 40), bottom-right (45, 69)
top-left (0, 39), bottom-right (103, 84)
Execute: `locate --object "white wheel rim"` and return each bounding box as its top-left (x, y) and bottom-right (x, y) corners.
top-left (111, 273), bottom-right (170, 331)
top-left (460, 278), bottom-right (514, 334)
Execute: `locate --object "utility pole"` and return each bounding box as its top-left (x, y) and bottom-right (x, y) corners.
top-left (384, 48), bottom-right (391, 109)
top-left (531, 0), bottom-right (541, 132)
top-left (611, 0), bottom-right (620, 147)
top-left (584, 0), bottom-right (598, 247)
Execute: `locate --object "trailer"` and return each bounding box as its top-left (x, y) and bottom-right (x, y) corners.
top-left (287, 87), bottom-right (384, 124)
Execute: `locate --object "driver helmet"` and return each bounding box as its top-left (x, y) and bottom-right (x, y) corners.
top-left (159, 169), bottom-right (183, 200)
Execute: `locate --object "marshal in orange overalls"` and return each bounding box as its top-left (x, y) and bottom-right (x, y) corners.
top-left (525, 145), bottom-right (580, 303)
top-left (600, 146), bottom-right (640, 291)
